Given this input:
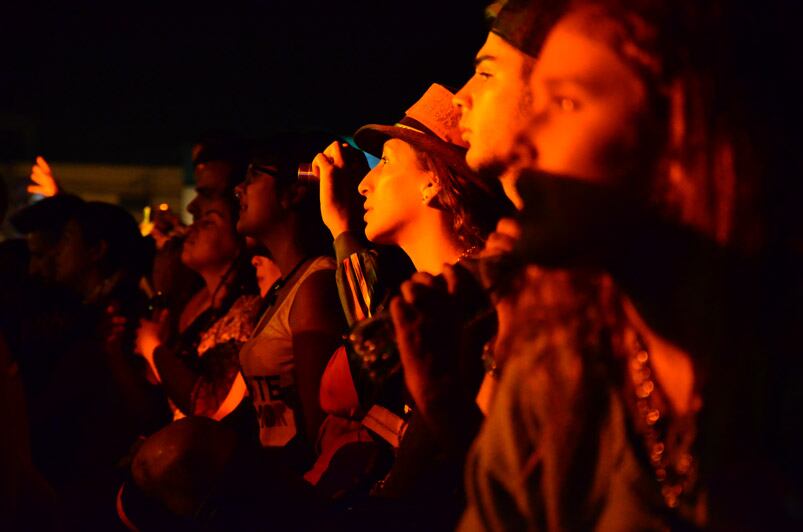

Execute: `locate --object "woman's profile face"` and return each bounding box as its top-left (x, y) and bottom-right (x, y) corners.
top-left (358, 138), bottom-right (431, 245)
top-left (181, 196), bottom-right (239, 273)
top-left (234, 164), bottom-right (284, 238)
top-left (524, 10), bottom-right (648, 184)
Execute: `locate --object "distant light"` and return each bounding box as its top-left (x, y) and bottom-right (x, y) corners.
top-left (158, 203), bottom-right (169, 211)
top-left (140, 206), bottom-right (154, 236)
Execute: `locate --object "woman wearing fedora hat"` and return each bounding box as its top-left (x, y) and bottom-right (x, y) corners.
top-left (308, 84), bottom-right (514, 524)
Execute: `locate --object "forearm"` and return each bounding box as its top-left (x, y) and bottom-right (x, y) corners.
top-left (334, 233), bottom-right (415, 327)
top-left (153, 345), bottom-right (199, 415)
top-left (334, 231), bottom-right (376, 326)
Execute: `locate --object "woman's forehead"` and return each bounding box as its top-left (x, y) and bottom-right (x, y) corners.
top-left (383, 138), bottom-right (414, 155)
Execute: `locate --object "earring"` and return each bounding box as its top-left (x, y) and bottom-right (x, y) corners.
top-left (421, 188), bottom-right (432, 204)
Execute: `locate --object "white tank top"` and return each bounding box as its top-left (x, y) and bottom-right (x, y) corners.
top-left (239, 256), bottom-right (336, 447)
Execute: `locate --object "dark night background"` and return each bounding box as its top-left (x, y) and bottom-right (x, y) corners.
top-left (0, 1), bottom-right (491, 165)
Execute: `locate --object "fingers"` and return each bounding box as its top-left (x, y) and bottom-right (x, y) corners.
top-left (30, 165), bottom-right (50, 184)
top-left (389, 294), bottom-right (417, 331)
top-left (36, 156), bottom-right (51, 174)
top-left (441, 264), bottom-right (461, 295)
top-left (27, 184), bottom-right (49, 195)
top-left (312, 151), bottom-right (334, 181)
top-left (398, 272), bottom-right (445, 303)
top-left (496, 217), bottom-right (522, 239)
top-left (324, 140), bottom-right (345, 168)
top-left (481, 217), bottom-right (522, 257)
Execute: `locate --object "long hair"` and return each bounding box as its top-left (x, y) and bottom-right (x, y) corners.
top-left (502, 2), bottom-right (793, 526)
top-left (563, 0), bottom-right (765, 252)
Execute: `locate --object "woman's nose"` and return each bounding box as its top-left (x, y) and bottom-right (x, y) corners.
top-left (358, 167), bottom-right (377, 196)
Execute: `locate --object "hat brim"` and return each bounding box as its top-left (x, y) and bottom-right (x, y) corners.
top-left (354, 124), bottom-right (474, 178)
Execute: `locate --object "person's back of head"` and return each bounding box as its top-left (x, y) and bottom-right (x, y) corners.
top-left (9, 194), bottom-right (85, 283)
top-left (72, 201), bottom-right (150, 282)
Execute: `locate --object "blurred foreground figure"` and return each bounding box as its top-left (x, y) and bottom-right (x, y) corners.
top-left (0, 179), bottom-right (60, 531)
top-left (7, 197), bottom-right (167, 529)
top-left (380, 0), bottom-right (803, 529)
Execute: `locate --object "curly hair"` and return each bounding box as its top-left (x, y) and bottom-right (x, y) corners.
top-left (414, 149), bottom-right (516, 251)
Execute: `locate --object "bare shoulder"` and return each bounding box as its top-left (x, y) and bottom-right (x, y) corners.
top-left (289, 267), bottom-right (343, 333)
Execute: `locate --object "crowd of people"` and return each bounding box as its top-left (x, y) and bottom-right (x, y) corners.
top-left (2, 0), bottom-right (802, 529)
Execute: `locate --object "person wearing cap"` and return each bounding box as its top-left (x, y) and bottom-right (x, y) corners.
top-left (418, 0), bottom-right (796, 529)
top-left (10, 194), bottom-right (86, 283)
top-left (6, 198), bottom-right (170, 528)
top-left (453, 0), bottom-right (567, 207)
top-left (309, 84), bottom-right (513, 525)
top-left (381, 2), bottom-right (573, 436)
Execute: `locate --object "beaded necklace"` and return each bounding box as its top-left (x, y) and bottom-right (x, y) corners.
top-left (626, 330), bottom-right (701, 510)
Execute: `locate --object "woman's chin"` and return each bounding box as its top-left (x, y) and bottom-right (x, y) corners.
top-left (364, 226), bottom-right (394, 247)
top-left (180, 252), bottom-right (199, 272)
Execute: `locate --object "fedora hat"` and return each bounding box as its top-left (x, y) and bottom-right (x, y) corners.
top-left (353, 84), bottom-right (477, 183)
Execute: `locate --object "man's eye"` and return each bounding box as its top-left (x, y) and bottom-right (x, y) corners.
top-left (477, 71), bottom-right (493, 80)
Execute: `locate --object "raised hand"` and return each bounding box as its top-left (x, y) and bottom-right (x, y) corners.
top-left (312, 141), bottom-right (369, 238)
top-left (389, 264), bottom-right (486, 417)
top-left (135, 309), bottom-right (169, 383)
top-left (27, 156), bottom-right (60, 197)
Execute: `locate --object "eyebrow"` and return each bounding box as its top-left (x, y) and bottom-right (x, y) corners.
top-left (543, 76), bottom-right (604, 96)
top-left (474, 54), bottom-right (497, 67)
top-left (249, 163), bottom-right (279, 175)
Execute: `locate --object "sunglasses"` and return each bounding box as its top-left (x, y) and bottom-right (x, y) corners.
top-left (246, 163), bottom-right (279, 177)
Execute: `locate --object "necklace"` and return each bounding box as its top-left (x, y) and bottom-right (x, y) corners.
top-left (459, 244), bottom-right (480, 261)
top-left (251, 256), bottom-right (311, 336)
top-left (627, 331), bottom-right (700, 510)
top-left (264, 256), bottom-right (311, 306)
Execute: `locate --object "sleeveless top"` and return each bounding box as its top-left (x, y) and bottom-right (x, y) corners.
top-left (238, 256), bottom-right (336, 448)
